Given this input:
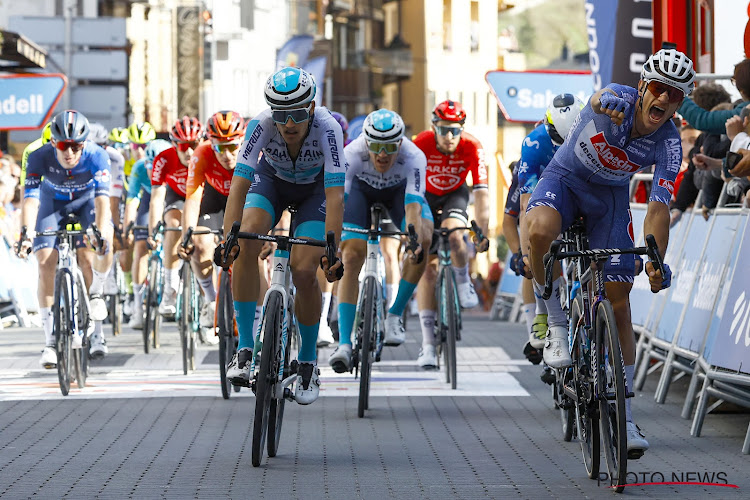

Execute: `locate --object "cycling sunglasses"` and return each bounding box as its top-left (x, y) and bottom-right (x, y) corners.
top-left (271, 104), bottom-right (313, 124)
top-left (367, 140), bottom-right (400, 155)
top-left (646, 81), bottom-right (684, 103)
top-left (54, 140), bottom-right (85, 152)
top-left (211, 142), bottom-right (241, 154)
top-left (173, 140), bottom-right (199, 152)
top-left (434, 124), bottom-right (463, 137)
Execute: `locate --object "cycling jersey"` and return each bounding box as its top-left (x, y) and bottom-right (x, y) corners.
top-left (25, 142), bottom-right (111, 201)
top-left (186, 143), bottom-right (232, 197)
top-left (342, 136), bottom-right (431, 240)
top-left (21, 137), bottom-right (44, 185)
top-left (236, 107), bottom-right (346, 188)
top-left (151, 147), bottom-right (188, 198)
top-left (517, 124), bottom-right (558, 194)
top-left (504, 163), bottom-right (521, 218)
top-left (412, 130), bottom-right (488, 196)
top-left (548, 83), bottom-right (681, 204)
top-left (107, 145), bottom-right (126, 199)
top-left (127, 159), bottom-right (151, 200)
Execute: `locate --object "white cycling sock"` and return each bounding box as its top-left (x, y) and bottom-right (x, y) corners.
top-left (522, 303), bottom-right (535, 333)
top-left (89, 268), bottom-right (110, 296)
top-left (165, 266), bottom-right (181, 294)
top-left (419, 310), bottom-right (437, 347)
top-left (198, 275), bottom-right (216, 302)
top-left (535, 294), bottom-right (548, 315)
top-left (625, 364), bottom-right (635, 422)
top-left (41, 307), bottom-right (54, 346)
top-left (319, 292), bottom-right (332, 325)
top-left (453, 264), bottom-right (470, 285)
top-left (133, 284), bottom-right (144, 312)
top-left (534, 278), bottom-right (566, 327)
top-left (385, 284), bottom-right (398, 309)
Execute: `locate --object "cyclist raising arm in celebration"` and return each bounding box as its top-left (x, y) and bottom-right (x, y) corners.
top-left (413, 100), bottom-right (490, 367)
top-left (526, 48), bottom-right (694, 457)
top-left (180, 111), bottom-right (246, 340)
top-left (328, 109), bottom-right (434, 373)
top-left (148, 117), bottom-right (204, 316)
top-left (221, 67), bottom-right (345, 404)
top-left (19, 110), bottom-right (114, 365)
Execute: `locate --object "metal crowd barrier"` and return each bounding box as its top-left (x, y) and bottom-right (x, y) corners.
top-left (490, 252), bottom-right (524, 322)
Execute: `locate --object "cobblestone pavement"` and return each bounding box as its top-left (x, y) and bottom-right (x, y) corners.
top-left (0, 313), bottom-right (748, 499)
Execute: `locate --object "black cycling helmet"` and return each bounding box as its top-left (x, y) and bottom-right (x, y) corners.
top-left (50, 110), bottom-right (90, 142)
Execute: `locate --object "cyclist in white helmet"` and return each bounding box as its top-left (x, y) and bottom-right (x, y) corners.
top-left (526, 48), bottom-right (695, 457)
top-left (219, 67), bottom-right (345, 405)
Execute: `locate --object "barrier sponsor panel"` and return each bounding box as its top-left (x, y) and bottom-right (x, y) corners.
top-left (707, 213), bottom-right (750, 373)
top-left (629, 206), bottom-right (651, 326)
top-left (498, 252), bottom-right (524, 295)
top-left (676, 213), bottom-right (743, 353)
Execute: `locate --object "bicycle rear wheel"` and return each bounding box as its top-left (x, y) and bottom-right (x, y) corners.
top-left (358, 277), bottom-right (378, 418)
top-left (559, 296), bottom-right (583, 442)
top-left (217, 270), bottom-right (235, 399)
top-left (573, 313), bottom-right (600, 479)
top-left (268, 306), bottom-right (292, 457)
top-left (143, 262), bottom-right (157, 353)
top-left (54, 271), bottom-right (73, 396)
top-left (597, 299), bottom-right (627, 492)
top-left (152, 259), bottom-right (163, 349)
top-left (252, 291), bottom-right (283, 467)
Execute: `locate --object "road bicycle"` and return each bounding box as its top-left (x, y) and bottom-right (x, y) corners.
top-left (216, 266), bottom-right (240, 399)
top-left (21, 215), bottom-right (103, 396)
top-left (543, 223), bottom-right (664, 492)
top-left (219, 217), bottom-right (339, 467)
top-left (344, 205), bottom-right (418, 417)
top-left (433, 219), bottom-right (487, 390)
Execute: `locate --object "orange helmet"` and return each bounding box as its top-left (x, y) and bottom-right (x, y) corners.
top-left (206, 111), bottom-right (246, 141)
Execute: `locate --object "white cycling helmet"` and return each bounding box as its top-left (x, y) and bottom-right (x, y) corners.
top-left (545, 94), bottom-right (585, 146)
top-left (264, 67), bottom-right (316, 109)
top-left (88, 123), bottom-right (109, 145)
top-left (641, 48), bottom-right (695, 97)
top-left (144, 139), bottom-right (172, 168)
top-left (362, 109), bottom-right (405, 143)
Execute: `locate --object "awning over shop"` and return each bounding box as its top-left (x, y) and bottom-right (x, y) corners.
top-left (0, 30), bottom-right (47, 70)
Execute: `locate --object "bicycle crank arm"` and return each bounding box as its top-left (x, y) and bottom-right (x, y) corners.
top-left (276, 373), bottom-right (297, 399)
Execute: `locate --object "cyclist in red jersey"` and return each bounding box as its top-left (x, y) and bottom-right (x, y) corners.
top-left (180, 111), bottom-right (246, 337)
top-left (148, 116), bottom-right (204, 316)
top-left (412, 100), bottom-right (490, 368)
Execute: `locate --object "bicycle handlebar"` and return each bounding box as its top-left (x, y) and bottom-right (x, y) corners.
top-left (433, 220), bottom-right (488, 253)
top-left (542, 234), bottom-right (665, 300)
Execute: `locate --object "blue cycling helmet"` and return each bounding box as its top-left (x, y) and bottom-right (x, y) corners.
top-left (362, 109), bottom-right (405, 143)
top-left (145, 139), bottom-right (172, 168)
top-left (330, 111), bottom-right (349, 133)
top-left (50, 110), bottom-right (90, 142)
top-left (264, 67), bottom-right (316, 109)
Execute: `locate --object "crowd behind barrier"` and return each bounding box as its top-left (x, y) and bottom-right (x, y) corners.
top-left (0, 237), bottom-right (39, 328)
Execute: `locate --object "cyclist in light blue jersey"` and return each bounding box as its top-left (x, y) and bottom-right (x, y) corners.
top-left (328, 109), bottom-right (434, 372)
top-left (125, 139), bottom-right (171, 329)
top-left (517, 95), bottom-right (584, 363)
top-left (526, 49), bottom-right (695, 456)
top-left (221, 67), bottom-right (345, 405)
top-left (20, 110), bottom-right (114, 366)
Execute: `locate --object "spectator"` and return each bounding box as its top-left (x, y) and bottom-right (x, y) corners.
top-left (723, 106), bottom-right (750, 201)
top-left (693, 102), bottom-right (733, 217)
top-left (679, 59), bottom-right (750, 133)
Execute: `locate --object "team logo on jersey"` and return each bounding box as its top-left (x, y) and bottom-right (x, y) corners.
top-left (523, 136), bottom-right (540, 150)
top-left (658, 178), bottom-right (675, 195)
top-left (427, 174), bottom-right (461, 191)
top-left (94, 170), bottom-right (110, 184)
top-left (590, 132), bottom-right (639, 172)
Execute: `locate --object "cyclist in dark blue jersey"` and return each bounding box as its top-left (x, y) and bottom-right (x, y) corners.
top-left (526, 49), bottom-right (696, 456)
top-left (20, 110), bottom-right (114, 366)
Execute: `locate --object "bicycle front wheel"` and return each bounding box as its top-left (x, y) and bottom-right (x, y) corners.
top-left (73, 280), bottom-right (88, 389)
top-left (358, 276), bottom-right (378, 418)
top-left (179, 265), bottom-right (191, 374)
top-left (559, 296), bottom-right (583, 442)
top-left (439, 269), bottom-right (459, 390)
top-left (217, 270), bottom-right (235, 399)
top-left (597, 299), bottom-right (627, 492)
top-left (268, 304), bottom-right (293, 457)
top-left (143, 262), bottom-right (157, 354)
top-left (54, 271), bottom-right (73, 396)
top-left (252, 291), bottom-right (283, 467)
top-left (573, 305), bottom-right (600, 479)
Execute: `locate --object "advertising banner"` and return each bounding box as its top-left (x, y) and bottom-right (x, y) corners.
top-left (584, 0), bottom-right (653, 91)
top-left (175, 6), bottom-right (201, 119)
top-left (676, 214), bottom-right (744, 353)
top-left (348, 114), bottom-right (367, 141)
top-left (498, 253), bottom-right (523, 295)
top-left (485, 70), bottom-right (594, 123)
top-left (629, 206), bottom-right (652, 326)
top-left (655, 215), bottom-right (711, 343)
top-left (707, 214), bottom-right (750, 373)
top-left (0, 74), bottom-right (66, 130)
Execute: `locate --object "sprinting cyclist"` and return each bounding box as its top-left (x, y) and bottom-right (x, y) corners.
top-left (413, 100), bottom-right (490, 367)
top-left (180, 111), bottom-right (246, 343)
top-left (125, 139), bottom-right (172, 329)
top-left (19, 110), bottom-right (113, 365)
top-left (149, 116), bottom-right (204, 316)
top-left (526, 48), bottom-right (693, 456)
top-left (328, 109), bottom-right (433, 372)
top-left (517, 95), bottom-right (584, 362)
top-left (220, 67), bottom-right (345, 405)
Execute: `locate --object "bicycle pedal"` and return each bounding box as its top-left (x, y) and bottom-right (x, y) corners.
top-left (626, 391), bottom-right (635, 398)
top-left (283, 387), bottom-right (295, 400)
top-left (627, 449), bottom-right (645, 460)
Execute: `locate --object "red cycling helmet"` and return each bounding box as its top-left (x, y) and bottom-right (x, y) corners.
top-left (170, 116), bottom-right (204, 143)
top-left (206, 111), bottom-right (246, 141)
top-left (432, 100), bottom-right (466, 124)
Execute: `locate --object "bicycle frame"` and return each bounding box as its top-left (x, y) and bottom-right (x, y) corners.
top-left (56, 234), bottom-right (90, 341)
